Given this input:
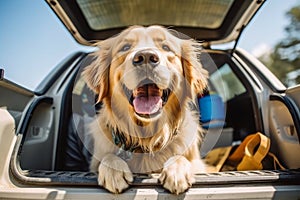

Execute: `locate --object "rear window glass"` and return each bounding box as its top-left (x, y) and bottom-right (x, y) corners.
top-left (76, 0), bottom-right (234, 30)
top-left (210, 63), bottom-right (246, 101)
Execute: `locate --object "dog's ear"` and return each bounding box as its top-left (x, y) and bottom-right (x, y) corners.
top-left (181, 40), bottom-right (208, 98)
top-left (83, 39), bottom-right (113, 102)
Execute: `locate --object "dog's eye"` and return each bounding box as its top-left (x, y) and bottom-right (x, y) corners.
top-left (120, 44), bottom-right (131, 52)
top-left (162, 44), bottom-right (171, 51)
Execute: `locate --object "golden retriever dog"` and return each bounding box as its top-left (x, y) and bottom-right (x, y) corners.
top-left (83, 25), bottom-right (208, 194)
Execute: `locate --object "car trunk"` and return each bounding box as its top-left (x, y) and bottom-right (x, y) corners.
top-left (6, 49), bottom-right (300, 195)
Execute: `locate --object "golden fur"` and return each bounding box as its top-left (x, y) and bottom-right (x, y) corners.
top-left (83, 25), bottom-right (208, 194)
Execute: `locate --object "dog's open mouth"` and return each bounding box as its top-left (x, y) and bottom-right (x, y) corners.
top-left (123, 81), bottom-right (170, 117)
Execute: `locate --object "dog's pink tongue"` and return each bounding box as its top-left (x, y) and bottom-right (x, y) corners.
top-left (133, 96), bottom-right (162, 115)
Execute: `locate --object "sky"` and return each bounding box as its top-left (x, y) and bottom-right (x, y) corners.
top-left (0, 0), bottom-right (299, 90)
top-left (239, 0), bottom-right (300, 57)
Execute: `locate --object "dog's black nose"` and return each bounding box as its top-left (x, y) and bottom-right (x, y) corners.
top-left (133, 50), bottom-right (160, 67)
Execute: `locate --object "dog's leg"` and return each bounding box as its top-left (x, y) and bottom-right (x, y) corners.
top-left (98, 154), bottom-right (133, 193)
top-left (159, 155), bottom-right (195, 195)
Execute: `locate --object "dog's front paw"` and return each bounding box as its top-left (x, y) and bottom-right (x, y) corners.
top-left (98, 154), bottom-right (133, 193)
top-left (159, 155), bottom-right (195, 195)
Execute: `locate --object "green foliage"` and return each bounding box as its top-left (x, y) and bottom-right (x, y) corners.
top-left (258, 4), bottom-right (300, 86)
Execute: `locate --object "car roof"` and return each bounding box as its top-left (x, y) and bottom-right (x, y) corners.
top-left (46, 0), bottom-right (265, 46)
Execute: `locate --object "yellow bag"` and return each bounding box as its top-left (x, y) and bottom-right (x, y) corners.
top-left (205, 132), bottom-right (285, 172)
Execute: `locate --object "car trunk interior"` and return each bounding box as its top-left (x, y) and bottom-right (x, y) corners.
top-left (9, 49), bottom-right (300, 188)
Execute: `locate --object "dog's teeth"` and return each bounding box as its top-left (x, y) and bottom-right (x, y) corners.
top-left (122, 84), bottom-right (133, 101)
top-left (162, 89), bottom-right (170, 102)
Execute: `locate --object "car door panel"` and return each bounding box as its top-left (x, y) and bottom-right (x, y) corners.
top-left (0, 78), bottom-right (56, 170)
top-left (269, 87), bottom-right (300, 168)
top-left (18, 97), bottom-right (55, 170)
top-left (286, 85), bottom-right (300, 110)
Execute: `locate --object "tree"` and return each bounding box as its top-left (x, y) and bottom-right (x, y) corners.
top-left (259, 4), bottom-right (300, 86)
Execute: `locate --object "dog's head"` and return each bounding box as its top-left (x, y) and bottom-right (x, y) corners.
top-left (84, 25), bottom-right (207, 127)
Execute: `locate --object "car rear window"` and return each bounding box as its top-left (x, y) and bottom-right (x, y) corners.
top-left (76, 0), bottom-right (234, 30)
top-left (210, 63), bottom-right (246, 101)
